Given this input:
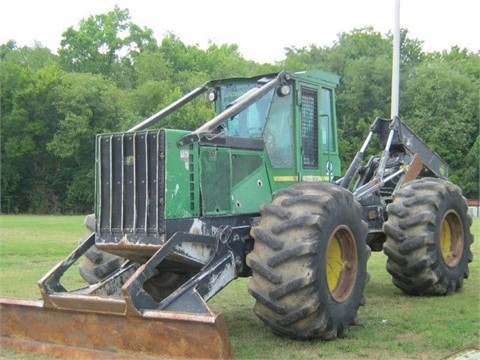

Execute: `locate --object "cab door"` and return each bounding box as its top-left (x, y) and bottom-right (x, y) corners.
top-left (297, 83), bottom-right (341, 182)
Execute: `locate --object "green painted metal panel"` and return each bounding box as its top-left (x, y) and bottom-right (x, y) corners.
top-left (200, 147), bottom-right (273, 216)
top-left (230, 151), bottom-right (272, 214)
top-left (200, 147), bottom-right (232, 215)
top-left (164, 130), bottom-right (200, 219)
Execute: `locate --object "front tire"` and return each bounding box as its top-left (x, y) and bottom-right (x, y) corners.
top-left (78, 214), bottom-right (124, 285)
top-left (383, 178), bottom-right (473, 295)
top-left (247, 182), bottom-right (369, 339)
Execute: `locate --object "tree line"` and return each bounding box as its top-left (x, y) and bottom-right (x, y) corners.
top-left (1, 6), bottom-right (478, 214)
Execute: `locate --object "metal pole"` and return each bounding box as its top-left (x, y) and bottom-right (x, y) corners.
top-left (477, 120), bottom-right (480, 217)
top-left (391, 0), bottom-right (401, 118)
top-left (128, 84), bottom-right (209, 132)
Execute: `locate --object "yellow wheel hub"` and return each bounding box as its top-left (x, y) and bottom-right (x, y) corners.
top-left (440, 210), bottom-right (464, 268)
top-left (326, 226), bottom-right (358, 302)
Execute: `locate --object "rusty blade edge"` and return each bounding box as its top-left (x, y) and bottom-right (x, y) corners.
top-left (1, 296), bottom-right (218, 323)
top-left (0, 297), bottom-right (233, 359)
top-left (0, 337), bottom-right (159, 360)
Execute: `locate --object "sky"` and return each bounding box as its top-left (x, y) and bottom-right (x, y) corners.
top-left (0, 0), bottom-right (478, 63)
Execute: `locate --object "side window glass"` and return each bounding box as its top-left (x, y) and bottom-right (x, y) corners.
top-left (264, 92), bottom-right (294, 168)
top-left (321, 88), bottom-right (335, 152)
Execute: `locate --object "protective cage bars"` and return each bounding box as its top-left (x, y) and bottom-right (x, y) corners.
top-left (301, 87), bottom-right (319, 168)
top-left (96, 130), bottom-right (165, 238)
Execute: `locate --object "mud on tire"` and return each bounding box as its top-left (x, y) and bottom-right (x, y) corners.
top-left (247, 182), bottom-right (369, 340)
top-left (78, 214), bottom-right (124, 285)
top-left (383, 177), bottom-right (473, 295)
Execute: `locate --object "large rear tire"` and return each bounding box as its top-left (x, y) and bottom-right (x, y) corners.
top-left (247, 182), bottom-right (369, 340)
top-left (383, 178), bottom-right (473, 295)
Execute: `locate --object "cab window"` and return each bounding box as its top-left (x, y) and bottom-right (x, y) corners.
top-left (224, 88), bottom-right (274, 139)
top-left (264, 90), bottom-right (294, 168)
top-left (321, 88), bottom-right (335, 152)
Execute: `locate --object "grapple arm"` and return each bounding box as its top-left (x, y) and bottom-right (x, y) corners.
top-left (338, 117), bottom-right (448, 201)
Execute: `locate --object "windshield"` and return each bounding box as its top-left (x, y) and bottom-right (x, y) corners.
top-left (222, 87), bottom-right (275, 139)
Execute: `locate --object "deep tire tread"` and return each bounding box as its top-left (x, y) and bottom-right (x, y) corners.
top-left (383, 178), bottom-right (473, 295)
top-left (251, 228), bottom-right (284, 250)
top-left (248, 287), bottom-right (287, 314)
top-left (260, 203), bottom-right (291, 219)
top-left (247, 257), bottom-right (282, 284)
top-left (78, 214), bottom-right (125, 285)
top-left (269, 276), bottom-right (314, 300)
top-left (247, 182), bottom-right (369, 340)
top-left (267, 242), bottom-right (317, 267)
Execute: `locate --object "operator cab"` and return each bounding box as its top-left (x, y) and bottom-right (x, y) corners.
top-left (213, 77), bottom-right (295, 169)
top-left (205, 71), bottom-right (340, 179)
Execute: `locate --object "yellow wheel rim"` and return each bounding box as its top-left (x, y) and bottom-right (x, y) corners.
top-left (326, 226), bottom-right (358, 302)
top-left (440, 210), bottom-right (464, 268)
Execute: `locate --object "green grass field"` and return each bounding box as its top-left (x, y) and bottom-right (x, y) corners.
top-left (1, 215), bottom-right (479, 359)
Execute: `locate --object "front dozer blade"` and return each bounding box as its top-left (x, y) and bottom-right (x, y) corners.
top-left (0, 297), bottom-right (233, 359)
top-left (0, 232), bottom-right (237, 359)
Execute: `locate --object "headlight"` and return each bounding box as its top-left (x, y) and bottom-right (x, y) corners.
top-left (277, 84), bottom-right (291, 96)
top-left (208, 91), bottom-right (217, 102)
